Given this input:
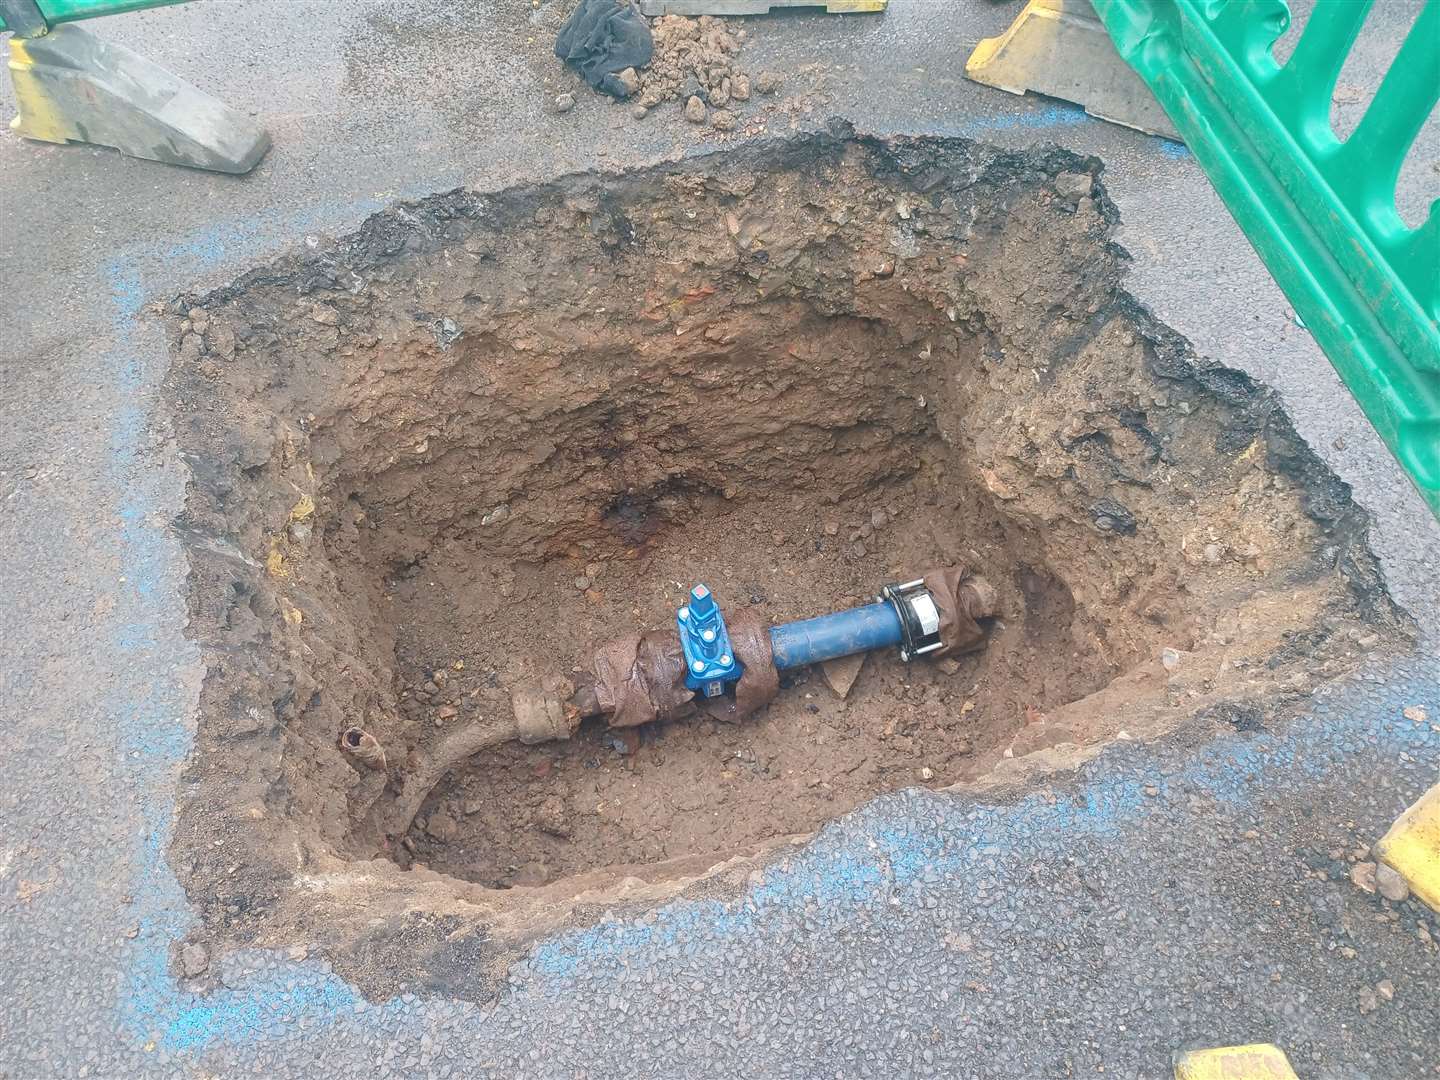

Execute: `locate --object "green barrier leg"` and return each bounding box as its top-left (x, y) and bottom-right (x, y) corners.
top-left (1094, 0), bottom-right (1440, 518)
top-left (7, 21), bottom-right (269, 173)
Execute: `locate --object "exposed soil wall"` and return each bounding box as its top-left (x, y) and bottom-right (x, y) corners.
top-left (163, 130), bottom-right (1407, 998)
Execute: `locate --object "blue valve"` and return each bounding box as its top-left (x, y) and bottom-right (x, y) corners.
top-left (677, 584), bottom-right (743, 698)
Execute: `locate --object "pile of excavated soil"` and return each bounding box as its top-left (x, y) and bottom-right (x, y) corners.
top-left (163, 132), bottom-right (1407, 998)
top-left (632, 14), bottom-right (778, 128)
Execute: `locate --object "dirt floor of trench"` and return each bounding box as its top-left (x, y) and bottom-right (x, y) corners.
top-left (162, 129), bottom-right (1410, 997)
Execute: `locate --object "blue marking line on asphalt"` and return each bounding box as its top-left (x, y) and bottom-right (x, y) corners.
top-left (525, 692), bottom-right (1438, 984)
top-left (963, 101), bottom-right (1094, 135)
top-left (94, 165), bottom-right (1437, 1054)
top-left (99, 189), bottom-right (459, 1053)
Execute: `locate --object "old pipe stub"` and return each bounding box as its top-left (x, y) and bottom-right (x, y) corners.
top-left (339, 726), bottom-right (388, 770)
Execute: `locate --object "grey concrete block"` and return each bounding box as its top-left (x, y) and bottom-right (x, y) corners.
top-left (8, 22), bottom-right (270, 174)
top-left (965, 0), bottom-right (1181, 142)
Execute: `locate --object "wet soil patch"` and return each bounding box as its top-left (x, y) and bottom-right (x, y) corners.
top-left (164, 131), bottom-right (1407, 997)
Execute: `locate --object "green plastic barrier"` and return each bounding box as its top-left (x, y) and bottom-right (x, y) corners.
top-left (0, 0), bottom-right (186, 35)
top-left (1094, 0), bottom-right (1440, 517)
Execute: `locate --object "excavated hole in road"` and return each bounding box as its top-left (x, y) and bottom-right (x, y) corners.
top-left (165, 132), bottom-right (1406, 995)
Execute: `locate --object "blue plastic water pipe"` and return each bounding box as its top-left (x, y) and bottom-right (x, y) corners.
top-left (768, 603), bottom-right (903, 670)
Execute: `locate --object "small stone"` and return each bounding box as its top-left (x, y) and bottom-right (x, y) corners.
top-left (288, 944), bottom-right (309, 962)
top-left (823, 521), bottom-right (840, 537)
top-left (731, 73), bottom-right (751, 101)
top-left (188, 308), bottom-right (209, 331)
top-left (1358, 985), bottom-right (1379, 1014)
top-left (180, 943), bottom-right (209, 977)
top-left (124, 925), bottom-right (140, 939)
top-left (1403, 705), bottom-right (1429, 723)
top-left (850, 540), bottom-right (867, 558)
top-left (919, 767), bottom-right (935, 781)
top-left (1054, 171), bottom-right (1093, 199)
top-left (755, 71), bottom-right (784, 95)
top-left (586, 562), bottom-right (603, 580)
top-left (711, 109), bottom-right (736, 131)
top-left (309, 303), bottom-right (338, 325)
top-left (936, 658), bottom-right (961, 677)
top-left (1203, 543), bottom-right (1222, 565)
top-left (574, 576), bottom-right (591, 591)
top-left (1376, 979), bottom-right (1395, 1001)
top-left (874, 259), bottom-right (895, 278)
top-left (685, 96), bottom-right (707, 123)
top-left (1143, 785), bottom-right (1159, 797)
top-left (870, 508), bottom-right (888, 529)
top-left (554, 93), bottom-right (576, 114)
top-left (858, 523), bottom-right (873, 540)
top-left (1374, 863), bottom-right (1410, 902)
top-left (426, 812), bottom-right (458, 841)
top-left (1350, 860), bottom-right (1378, 894)
top-left (678, 74), bottom-right (704, 103)
top-left (462, 799), bottom-right (484, 816)
top-left (820, 652), bottom-right (866, 699)
top-left (435, 705), bottom-right (458, 720)
top-left (1160, 647), bottom-right (1181, 672)
top-left (289, 521), bottom-right (312, 544)
top-left (616, 67), bottom-right (640, 96)
top-left (631, 104), bottom-right (648, 119)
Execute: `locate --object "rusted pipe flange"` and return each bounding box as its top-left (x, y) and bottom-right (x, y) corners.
top-left (921, 565), bottom-right (999, 657)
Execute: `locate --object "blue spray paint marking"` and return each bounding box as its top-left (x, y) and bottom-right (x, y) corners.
top-left (963, 101), bottom-right (1094, 135)
top-left (98, 186), bottom-right (464, 1053)
top-left (93, 165), bottom-right (1437, 1054)
top-left (1159, 139), bottom-right (1192, 160)
top-left (526, 693), bottom-right (1438, 985)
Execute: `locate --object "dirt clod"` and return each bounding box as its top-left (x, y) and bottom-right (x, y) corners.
top-left (179, 943), bottom-right (209, 978)
top-left (426, 812), bottom-right (458, 842)
top-left (755, 71), bottom-right (783, 94)
top-left (685, 95), bottom-right (707, 123)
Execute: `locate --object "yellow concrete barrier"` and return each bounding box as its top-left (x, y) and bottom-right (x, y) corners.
top-left (1173, 1043), bottom-right (1299, 1080)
